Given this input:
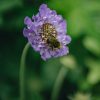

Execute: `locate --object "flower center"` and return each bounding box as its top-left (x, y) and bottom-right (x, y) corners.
top-left (41, 23), bottom-right (60, 50)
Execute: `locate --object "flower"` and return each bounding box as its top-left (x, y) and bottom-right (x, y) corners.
top-left (23, 4), bottom-right (71, 60)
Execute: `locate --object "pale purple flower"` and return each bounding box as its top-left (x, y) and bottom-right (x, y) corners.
top-left (23, 4), bottom-right (71, 60)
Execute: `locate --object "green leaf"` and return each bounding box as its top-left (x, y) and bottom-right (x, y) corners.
top-left (60, 55), bottom-right (77, 69)
top-left (83, 36), bottom-right (100, 57)
top-left (85, 59), bottom-right (100, 85)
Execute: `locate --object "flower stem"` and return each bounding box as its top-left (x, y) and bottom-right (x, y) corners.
top-left (20, 43), bottom-right (30, 100)
top-left (51, 66), bottom-right (68, 100)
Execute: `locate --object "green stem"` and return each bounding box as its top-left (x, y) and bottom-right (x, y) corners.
top-left (20, 43), bottom-right (30, 100)
top-left (51, 66), bottom-right (68, 100)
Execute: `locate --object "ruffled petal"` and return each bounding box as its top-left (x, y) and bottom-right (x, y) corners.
top-left (56, 20), bottom-right (67, 33)
top-left (39, 4), bottom-right (51, 18)
top-left (24, 16), bottom-right (32, 26)
top-left (57, 35), bottom-right (71, 45)
top-left (40, 49), bottom-right (51, 60)
top-left (23, 28), bottom-right (33, 37)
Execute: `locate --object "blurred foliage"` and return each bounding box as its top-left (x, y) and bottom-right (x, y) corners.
top-left (69, 92), bottom-right (91, 100)
top-left (0, 0), bottom-right (100, 100)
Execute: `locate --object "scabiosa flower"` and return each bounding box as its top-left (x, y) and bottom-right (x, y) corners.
top-left (23, 4), bottom-right (71, 60)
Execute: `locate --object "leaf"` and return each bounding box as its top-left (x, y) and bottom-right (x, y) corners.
top-left (83, 36), bottom-right (100, 57)
top-left (70, 92), bottom-right (91, 100)
top-left (85, 58), bottom-right (100, 85)
top-left (60, 55), bottom-right (77, 69)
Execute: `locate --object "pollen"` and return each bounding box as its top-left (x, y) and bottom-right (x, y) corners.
top-left (41, 23), bottom-right (57, 41)
top-left (40, 23), bottom-right (61, 50)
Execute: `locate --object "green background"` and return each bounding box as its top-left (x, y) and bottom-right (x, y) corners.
top-left (0, 0), bottom-right (100, 100)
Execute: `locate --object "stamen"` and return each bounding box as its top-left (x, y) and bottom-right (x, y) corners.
top-left (41, 23), bottom-right (61, 49)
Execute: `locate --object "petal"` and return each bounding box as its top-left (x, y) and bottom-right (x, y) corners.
top-left (24, 16), bottom-right (32, 26)
top-left (48, 15), bottom-right (63, 26)
top-left (39, 4), bottom-right (51, 18)
top-left (32, 44), bottom-right (40, 51)
top-left (51, 10), bottom-right (57, 15)
top-left (49, 46), bottom-right (69, 58)
top-left (23, 28), bottom-right (28, 37)
top-left (23, 28), bottom-right (33, 37)
top-left (61, 46), bottom-right (69, 56)
top-left (56, 20), bottom-right (67, 33)
top-left (40, 48), bottom-right (51, 60)
top-left (64, 35), bottom-right (71, 44)
top-left (30, 24), bottom-right (37, 33)
top-left (57, 35), bottom-right (71, 45)
top-left (32, 13), bottom-right (40, 22)
top-left (56, 46), bottom-right (69, 57)
top-left (39, 4), bottom-right (47, 10)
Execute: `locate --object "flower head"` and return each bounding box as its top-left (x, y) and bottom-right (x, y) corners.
top-left (23, 4), bottom-right (71, 60)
